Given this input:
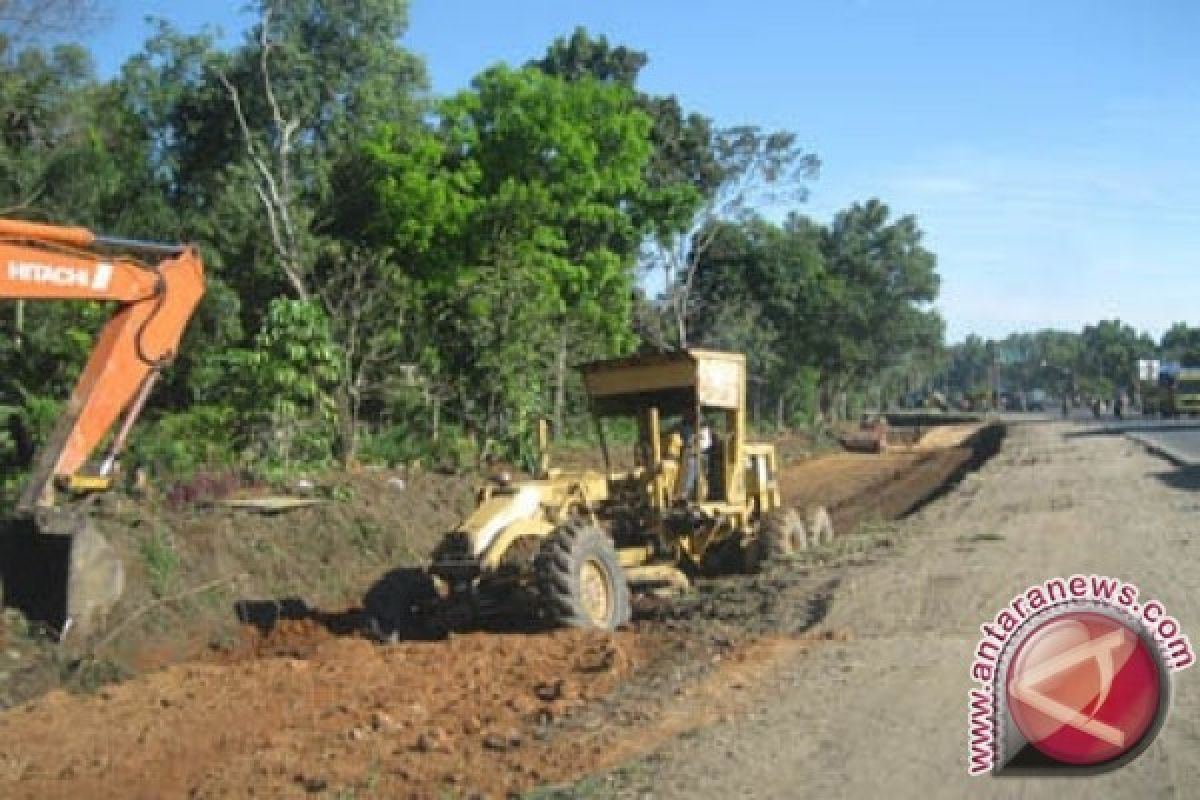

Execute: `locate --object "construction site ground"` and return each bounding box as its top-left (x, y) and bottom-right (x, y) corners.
top-left (0, 420), bottom-right (1066, 799)
top-left (589, 420), bottom-right (1200, 799)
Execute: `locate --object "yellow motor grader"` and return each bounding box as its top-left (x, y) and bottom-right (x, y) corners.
top-left (403, 349), bottom-right (832, 632)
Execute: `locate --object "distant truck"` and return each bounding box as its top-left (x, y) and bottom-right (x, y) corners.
top-left (1028, 388), bottom-right (1048, 412)
top-left (1140, 360), bottom-right (1176, 416)
top-left (1167, 366), bottom-right (1200, 417)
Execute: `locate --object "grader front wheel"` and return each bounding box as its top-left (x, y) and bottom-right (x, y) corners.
top-left (758, 508), bottom-right (807, 563)
top-left (805, 505), bottom-right (835, 547)
top-left (535, 520), bottom-right (631, 630)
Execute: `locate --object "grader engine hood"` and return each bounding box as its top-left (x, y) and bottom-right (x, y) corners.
top-left (464, 485), bottom-right (546, 558)
top-left (452, 474), bottom-right (607, 572)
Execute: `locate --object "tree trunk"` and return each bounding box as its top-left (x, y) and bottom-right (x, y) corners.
top-left (334, 385), bottom-right (358, 468)
top-left (553, 326), bottom-right (568, 439)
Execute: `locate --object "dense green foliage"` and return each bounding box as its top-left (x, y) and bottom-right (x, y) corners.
top-left (0, 9), bottom-right (958, 487)
top-left (938, 322), bottom-right (1166, 407)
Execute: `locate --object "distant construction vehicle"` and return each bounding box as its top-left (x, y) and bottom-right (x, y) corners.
top-left (1137, 359), bottom-right (1170, 416)
top-left (1167, 366), bottom-right (1200, 417)
top-left (0, 218), bottom-right (205, 639)
top-left (382, 349), bottom-right (832, 632)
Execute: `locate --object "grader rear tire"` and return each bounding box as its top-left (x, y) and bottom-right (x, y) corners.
top-left (535, 520), bottom-right (631, 631)
top-left (758, 508), bottom-right (807, 564)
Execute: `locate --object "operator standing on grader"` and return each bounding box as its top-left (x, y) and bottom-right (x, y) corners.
top-left (667, 408), bottom-right (713, 503)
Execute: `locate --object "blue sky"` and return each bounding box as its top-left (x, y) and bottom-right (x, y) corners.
top-left (84, 1), bottom-right (1200, 343)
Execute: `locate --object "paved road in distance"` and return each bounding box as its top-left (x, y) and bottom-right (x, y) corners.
top-left (1056, 412), bottom-right (1200, 466)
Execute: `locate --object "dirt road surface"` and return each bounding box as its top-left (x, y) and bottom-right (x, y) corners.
top-left (602, 420), bottom-right (1200, 799)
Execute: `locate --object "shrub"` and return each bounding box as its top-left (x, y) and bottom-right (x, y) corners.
top-left (220, 298), bottom-right (343, 473)
top-left (360, 425), bottom-right (425, 467)
top-left (128, 405), bottom-right (240, 481)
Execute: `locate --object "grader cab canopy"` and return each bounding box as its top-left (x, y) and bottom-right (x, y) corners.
top-left (579, 349), bottom-right (777, 517)
top-left (580, 348), bottom-right (745, 418)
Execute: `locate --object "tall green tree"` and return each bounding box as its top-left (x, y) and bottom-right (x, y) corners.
top-left (690, 204), bottom-right (943, 423)
top-left (691, 213), bottom-right (829, 423)
top-left (1079, 320), bottom-right (1155, 394)
top-left (206, 0), bottom-right (427, 304)
top-left (532, 27), bottom-right (720, 228)
top-left (531, 28), bottom-right (728, 349)
top-left (364, 64), bottom-right (652, 446)
top-left (1161, 322), bottom-right (1200, 365)
top-left (818, 198), bottom-right (942, 416)
top-left (115, 2), bottom-right (431, 462)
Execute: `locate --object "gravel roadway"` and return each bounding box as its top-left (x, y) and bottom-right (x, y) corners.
top-left (602, 420), bottom-right (1200, 799)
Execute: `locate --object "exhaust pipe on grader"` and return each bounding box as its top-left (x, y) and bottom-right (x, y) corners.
top-left (373, 349), bottom-right (833, 634)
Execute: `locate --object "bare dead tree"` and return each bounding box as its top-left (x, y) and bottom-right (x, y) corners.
top-left (652, 216), bottom-right (725, 349)
top-left (215, 3), bottom-right (310, 301)
top-left (645, 127), bottom-right (818, 348)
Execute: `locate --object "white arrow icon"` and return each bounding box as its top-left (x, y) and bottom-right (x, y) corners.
top-left (1009, 627), bottom-right (1130, 748)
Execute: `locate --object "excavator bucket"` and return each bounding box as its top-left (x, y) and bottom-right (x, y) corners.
top-left (0, 512), bottom-right (124, 641)
top-left (62, 518), bottom-right (125, 640)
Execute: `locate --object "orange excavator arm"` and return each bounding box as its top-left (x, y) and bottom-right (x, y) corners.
top-left (0, 218), bottom-right (206, 512)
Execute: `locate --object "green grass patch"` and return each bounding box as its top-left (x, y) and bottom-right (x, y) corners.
top-left (139, 529), bottom-right (180, 597)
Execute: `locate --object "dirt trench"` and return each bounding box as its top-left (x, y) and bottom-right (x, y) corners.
top-left (0, 424), bottom-right (1003, 799)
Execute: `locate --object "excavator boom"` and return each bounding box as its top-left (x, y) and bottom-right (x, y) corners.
top-left (0, 218), bottom-right (206, 638)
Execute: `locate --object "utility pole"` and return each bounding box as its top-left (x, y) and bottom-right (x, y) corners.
top-left (989, 342), bottom-right (999, 411)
